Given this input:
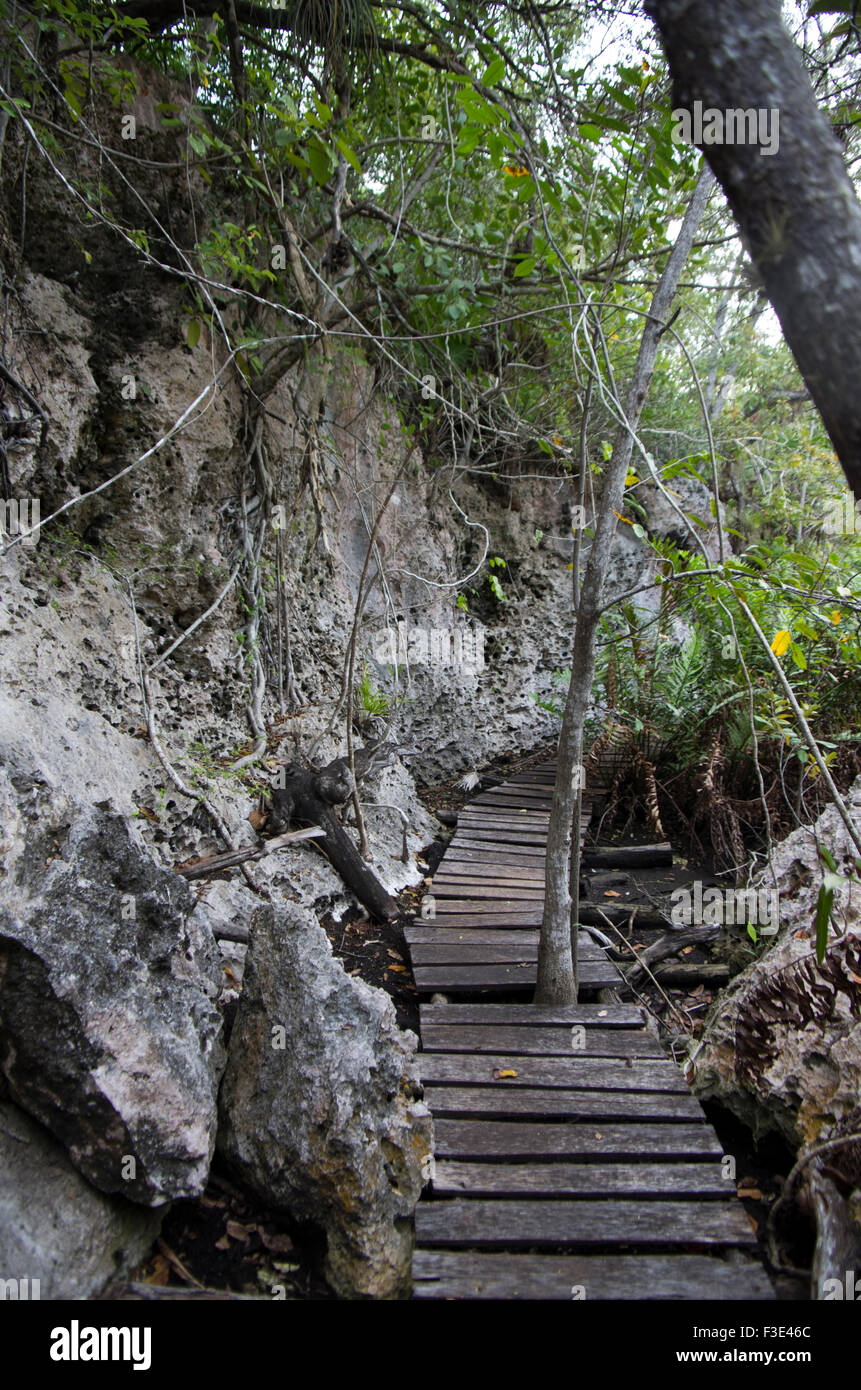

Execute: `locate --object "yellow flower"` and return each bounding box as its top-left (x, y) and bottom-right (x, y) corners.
top-left (770, 630), bottom-right (791, 657)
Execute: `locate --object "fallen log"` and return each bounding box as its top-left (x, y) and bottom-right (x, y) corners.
top-left (627, 926), bottom-right (720, 985)
top-left (268, 751), bottom-right (398, 921)
top-left (175, 826), bottom-right (325, 881)
top-left (810, 1164), bottom-right (861, 1299)
top-left (578, 902), bottom-right (670, 932)
top-left (653, 962), bottom-right (729, 987)
top-left (583, 842), bottom-right (673, 869)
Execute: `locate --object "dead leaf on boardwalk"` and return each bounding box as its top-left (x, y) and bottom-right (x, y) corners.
top-left (492, 1068), bottom-right (518, 1079)
top-left (387, 964), bottom-right (407, 973)
top-left (603, 890), bottom-right (621, 898)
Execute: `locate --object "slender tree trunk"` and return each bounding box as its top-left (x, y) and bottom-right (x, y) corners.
top-left (645, 0), bottom-right (861, 502)
top-left (534, 167), bottom-right (714, 1004)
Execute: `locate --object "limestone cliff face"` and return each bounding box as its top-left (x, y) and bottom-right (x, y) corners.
top-left (0, 80), bottom-right (718, 1295)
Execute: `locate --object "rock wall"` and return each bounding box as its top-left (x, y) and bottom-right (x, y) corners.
top-left (0, 74), bottom-right (722, 1297)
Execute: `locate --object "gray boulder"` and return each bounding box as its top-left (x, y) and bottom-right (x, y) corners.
top-left (0, 1100), bottom-right (162, 1299)
top-left (689, 778), bottom-right (861, 1151)
top-left (218, 902), bottom-right (433, 1299)
top-left (0, 764), bottom-right (225, 1205)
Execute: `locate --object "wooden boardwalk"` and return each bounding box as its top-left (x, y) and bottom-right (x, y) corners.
top-left (405, 764), bottom-right (774, 1300)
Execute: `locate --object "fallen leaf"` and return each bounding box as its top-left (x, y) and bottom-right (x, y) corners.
top-left (793, 929), bottom-right (809, 940)
top-left (225, 1220), bottom-right (252, 1243)
top-left (594, 1132), bottom-right (603, 1140)
top-left (738, 1186), bottom-right (763, 1201)
top-left (387, 949), bottom-right (403, 961)
top-left (145, 1254), bottom-right (171, 1286)
top-left (214, 1234), bottom-right (231, 1250)
top-left (850, 971), bottom-right (861, 985)
top-left (387, 964), bottom-right (407, 973)
top-left (597, 1009), bottom-right (607, 1017)
top-left (492, 1068), bottom-right (518, 1079)
top-left (682, 946), bottom-right (693, 955)
top-left (603, 889), bottom-right (621, 898)
top-left (248, 809), bottom-right (267, 830)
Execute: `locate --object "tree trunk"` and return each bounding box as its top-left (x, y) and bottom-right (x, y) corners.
top-left (533, 167), bottom-right (714, 1004)
top-left (645, 0), bottom-right (861, 502)
top-left (268, 751), bottom-right (397, 920)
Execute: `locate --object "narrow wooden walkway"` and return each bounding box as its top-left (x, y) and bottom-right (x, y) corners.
top-left (405, 763), bottom-right (774, 1300)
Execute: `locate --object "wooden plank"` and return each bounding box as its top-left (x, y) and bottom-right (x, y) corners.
top-left (413, 962), bottom-right (622, 991)
top-left (416, 1199), bottom-right (756, 1249)
top-left (431, 912), bottom-right (544, 927)
top-left (471, 788), bottom-right (554, 803)
top-left (435, 900), bottom-right (545, 916)
top-left (433, 905), bottom-right (544, 923)
top-left (420, 1003), bottom-right (643, 1026)
top-left (432, 1119), bottom-right (722, 1161)
top-left (424, 1088), bottom-right (704, 1121)
top-left (432, 883), bottom-right (544, 900)
top-left (420, 1024), bottom-right (663, 1058)
top-left (432, 873), bottom-right (546, 889)
top-left (453, 825), bottom-right (549, 842)
top-left (430, 1159), bottom-right (725, 1194)
top-left (412, 1251), bottom-right (774, 1299)
top-left (445, 839), bottom-right (545, 861)
top-left (418, 1053), bottom-right (690, 1092)
top-left (405, 929), bottom-right (603, 958)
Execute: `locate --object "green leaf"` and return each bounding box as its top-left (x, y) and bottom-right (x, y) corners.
top-left (789, 641), bottom-right (807, 671)
top-left (334, 133), bottom-right (361, 173)
top-left (578, 123), bottom-right (602, 142)
top-left (513, 255), bottom-right (536, 277)
top-left (632, 523), bottom-right (647, 541)
top-left (481, 56), bottom-right (506, 87)
top-left (814, 882), bottom-right (835, 964)
top-left (306, 137), bottom-right (332, 186)
top-left (186, 318), bottom-right (201, 349)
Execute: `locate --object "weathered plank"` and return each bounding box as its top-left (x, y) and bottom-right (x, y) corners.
top-left (413, 961), bottom-right (620, 991)
top-left (423, 1087), bottom-right (704, 1121)
top-left (412, 1251), bottom-right (773, 1300)
top-left (428, 913), bottom-right (544, 928)
top-left (432, 1118), bottom-right (723, 1160)
top-left (405, 929), bottom-right (604, 959)
top-left (452, 828), bottom-right (550, 845)
top-left (432, 872), bottom-right (547, 889)
top-left (420, 1003), bottom-right (643, 1027)
top-left (429, 1159), bottom-right (725, 1195)
top-left (416, 1199), bottom-right (756, 1249)
top-left (418, 1052), bottom-right (690, 1092)
top-left (443, 847), bottom-right (546, 866)
top-left (420, 1023), bottom-right (663, 1057)
top-left (432, 883), bottom-right (545, 900)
